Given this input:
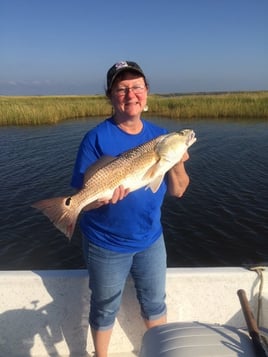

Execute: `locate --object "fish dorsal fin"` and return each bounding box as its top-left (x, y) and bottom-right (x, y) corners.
top-left (84, 155), bottom-right (115, 183)
top-left (145, 175), bottom-right (165, 193)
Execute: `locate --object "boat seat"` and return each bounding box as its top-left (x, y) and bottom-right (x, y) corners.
top-left (139, 322), bottom-right (256, 357)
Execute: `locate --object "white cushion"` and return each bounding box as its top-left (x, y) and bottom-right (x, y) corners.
top-left (139, 322), bottom-right (255, 357)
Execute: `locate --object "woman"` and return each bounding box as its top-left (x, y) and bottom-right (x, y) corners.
top-left (71, 61), bottom-right (190, 357)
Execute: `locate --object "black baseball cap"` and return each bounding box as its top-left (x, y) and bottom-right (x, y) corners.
top-left (106, 61), bottom-right (146, 91)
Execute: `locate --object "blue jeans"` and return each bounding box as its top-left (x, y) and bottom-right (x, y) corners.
top-left (83, 235), bottom-right (167, 330)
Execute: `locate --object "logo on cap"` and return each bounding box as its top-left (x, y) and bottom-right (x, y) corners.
top-left (115, 61), bottom-right (129, 70)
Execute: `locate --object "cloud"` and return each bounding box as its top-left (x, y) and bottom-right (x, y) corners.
top-left (0, 79), bottom-right (100, 95)
top-left (0, 79), bottom-right (58, 95)
top-left (1, 79), bottom-right (51, 87)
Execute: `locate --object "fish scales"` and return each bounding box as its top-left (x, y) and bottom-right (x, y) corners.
top-left (84, 139), bottom-right (162, 189)
top-left (86, 136), bottom-right (162, 184)
top-left (73, 135), bottom-right (164, 208)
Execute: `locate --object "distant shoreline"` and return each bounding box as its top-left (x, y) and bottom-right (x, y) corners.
top-left (1, 91), bottom-right (267, 125)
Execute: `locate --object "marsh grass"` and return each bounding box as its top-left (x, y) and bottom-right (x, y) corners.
top-left (147, 91), bottom-right (268, 119)
top-left (1, 91), bottom-right (268, 125)
top-left (0, 95), bottom-right (112, 125)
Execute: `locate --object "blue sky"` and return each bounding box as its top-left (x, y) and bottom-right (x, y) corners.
top-left (1, 0), bottom-right (268, 95)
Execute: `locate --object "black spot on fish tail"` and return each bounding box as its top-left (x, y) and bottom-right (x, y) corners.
top-left (65, 197), bottom-right (72, 206)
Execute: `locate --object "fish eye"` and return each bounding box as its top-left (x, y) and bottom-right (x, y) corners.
top-left (65, 197), bottom-right (72, 206)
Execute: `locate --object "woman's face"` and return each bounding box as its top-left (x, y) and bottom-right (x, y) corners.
top-left (109, 72), bottom-right (148, 118)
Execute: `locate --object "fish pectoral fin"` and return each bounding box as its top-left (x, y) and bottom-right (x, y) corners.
top-left (143, 160), bottom-right (167, 193)
top-left (145, 175), bottom-right (165, 193)
top-left (142, 161), bottom-right (163, 180)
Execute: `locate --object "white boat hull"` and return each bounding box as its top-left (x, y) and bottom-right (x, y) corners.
top-left (0, 267), bottom-right (267, 356)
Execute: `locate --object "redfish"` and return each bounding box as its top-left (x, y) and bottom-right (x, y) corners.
top-left (32, 129), bottom-right (196, 239)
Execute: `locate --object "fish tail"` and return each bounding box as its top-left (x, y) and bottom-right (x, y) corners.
top-left (31, 196), bottom-right (79, 240)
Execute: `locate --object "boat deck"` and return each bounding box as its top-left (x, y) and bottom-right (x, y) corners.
top-left (0, 267), bottom-right (267, 356)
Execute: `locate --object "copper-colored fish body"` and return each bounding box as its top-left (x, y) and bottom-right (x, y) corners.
top-left (32, 129), bottom-right (196, 239)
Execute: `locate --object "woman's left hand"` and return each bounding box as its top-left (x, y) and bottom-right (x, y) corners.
top-left (181, 151), bottom-right (189, 162)
top-left (109, 185), bottom-right (130, 204)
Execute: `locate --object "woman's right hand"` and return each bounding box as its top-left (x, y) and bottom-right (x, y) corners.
top-left (83, 185), bottom-right (130, 211)
top-left (109, 185), bottom-right (130, 204)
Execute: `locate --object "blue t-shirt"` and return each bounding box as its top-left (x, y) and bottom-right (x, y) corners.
top-left (71, 117), bottom-right (168, 252)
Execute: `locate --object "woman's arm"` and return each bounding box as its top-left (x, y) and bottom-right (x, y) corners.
top-left (167, 151), bottom-right (190, 198)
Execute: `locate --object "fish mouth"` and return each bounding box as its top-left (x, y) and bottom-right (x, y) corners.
top-left (187, 130), bottom-right (196, 146)
top-left (179, 129), bottom-right (196, 146)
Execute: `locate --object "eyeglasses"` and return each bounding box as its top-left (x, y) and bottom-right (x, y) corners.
top-left (114, 85), bottom-right (146, 96)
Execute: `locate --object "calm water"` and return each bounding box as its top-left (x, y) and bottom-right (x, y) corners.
top-left (1, 117), bottom-right (268, 270)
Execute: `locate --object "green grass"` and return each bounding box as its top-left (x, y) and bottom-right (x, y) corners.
top-left (1, 91), bottom-right (268, 125)
top-left (147, 91), bottom-right (268, 119)
top-left (0, 95), bottom-right (112, 125)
